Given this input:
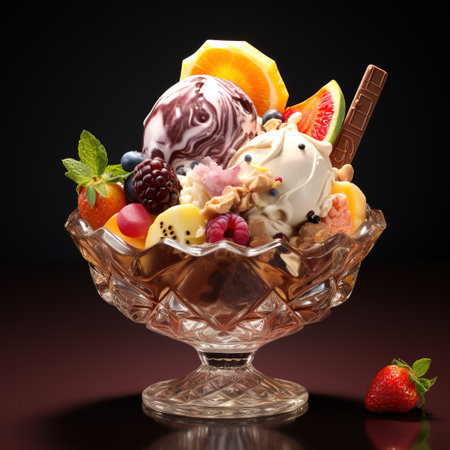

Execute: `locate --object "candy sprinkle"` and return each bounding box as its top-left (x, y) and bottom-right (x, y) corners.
top-left (250, 163), bottom-right (270, 173)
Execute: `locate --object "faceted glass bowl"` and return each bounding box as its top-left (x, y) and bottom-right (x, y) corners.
top-left (66, 205), bottom-right (385, 419)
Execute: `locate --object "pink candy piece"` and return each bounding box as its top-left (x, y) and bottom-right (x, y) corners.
top-left (117, 203), bottom-right (153, 238)
top-left (192, 160), bottom-right (241, 197)
top-left (321, 193), bottom-right (352, 235)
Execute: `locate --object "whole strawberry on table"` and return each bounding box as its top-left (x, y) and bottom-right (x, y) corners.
top-left (365, 358), bottom-right (436, 414)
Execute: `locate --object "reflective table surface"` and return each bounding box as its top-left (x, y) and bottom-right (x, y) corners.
top-left (2, 261), bottom-right (449, 449)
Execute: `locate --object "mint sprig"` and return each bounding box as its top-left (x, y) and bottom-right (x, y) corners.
top-left (63, 130), bottom-right (131, 207)
top-left (392, 358), bottom-right (437, 407)
top-left (78, 130), bottom-right (108, 176)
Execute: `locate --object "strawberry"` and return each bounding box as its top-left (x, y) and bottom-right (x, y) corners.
top-left (365, 417), bottom-right (429, 450)
top-left (63, 130), bottom-right (130, 229)
top-left (365, 358), bottom-right (436, 414)
top-left (77, 183), bottom-right (126, 230)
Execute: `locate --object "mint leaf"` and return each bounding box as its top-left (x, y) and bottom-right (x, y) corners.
top-left (104, 164), bottom-right (129, 176)
top-left (102, 164), bottom-right (131, 183)
top-left (78, 130), bottom-right (108, 177)
top-left (412, 358), bottom-right (431, 378)
top-left (86, 184), bottom-right (96, 207)
top-left (94, 181), bottom-right (107, 198)
top-left (62, 158), bottom-right (93, 185)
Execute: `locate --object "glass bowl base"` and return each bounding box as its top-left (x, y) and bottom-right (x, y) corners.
top-left (141, 361), bottom-right (308, 419)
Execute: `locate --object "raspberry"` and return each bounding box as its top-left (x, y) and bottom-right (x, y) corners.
top-left (132, 157), bottom-right (181, 215)
top-left (206, 213), bottom-right (249, 246)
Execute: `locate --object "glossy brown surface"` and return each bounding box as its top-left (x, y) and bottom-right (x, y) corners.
top-left (2, 261), bottom-right (449, 448)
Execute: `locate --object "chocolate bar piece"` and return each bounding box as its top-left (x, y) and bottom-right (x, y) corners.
top-left (330, 65), bottom-right (388, 168)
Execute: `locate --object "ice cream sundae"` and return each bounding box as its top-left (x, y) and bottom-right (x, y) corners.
top-left (64, 40), bottom-right (387, 251)
top-left (63, 40), bottom-right (388, 419)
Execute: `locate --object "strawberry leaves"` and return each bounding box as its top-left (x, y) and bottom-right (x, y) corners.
top-left (412, 358), bottom-right (432, 377)
top-left (63, 130), bottom-right (130, 206)
top-left (392, 358), bottom-right (437, 407)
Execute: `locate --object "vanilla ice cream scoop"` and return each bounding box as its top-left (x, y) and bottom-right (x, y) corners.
top-left (227, 124), bottom-right (335, 236)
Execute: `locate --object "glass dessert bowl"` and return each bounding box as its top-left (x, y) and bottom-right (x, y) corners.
top-left (66, 205), bottom-right (385, 419)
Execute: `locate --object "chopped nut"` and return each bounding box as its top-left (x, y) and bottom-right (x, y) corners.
top-left (296, 221), bottom-right (331, 249)
top-left (314, 227), bottom-right (332, 243)
top-left (263, 118), bottom-right (282, 131)
top-left (251, 192), bottom-right (262, 204)
top-left (200, 188), bottom-right (236, 219)
top-left (248, 218), bottom-right (267, 237)
top-left (249, 234), bottom-right (273, 247)
top-left (236, 192), bottom-right (252, 212)
top-left (243, 173), bottom-right (272, 192)
top-left (337, 164), bottom-right (354, 182)
top-left (201, 172), bottom-right (274, 218)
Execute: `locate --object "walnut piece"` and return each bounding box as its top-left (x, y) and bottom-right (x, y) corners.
top-left (263, 118), bottom-right (282, 131)
top-left (200, 173), bottom-right (273, 219)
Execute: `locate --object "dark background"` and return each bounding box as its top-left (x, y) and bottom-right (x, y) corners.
top-left (2, 1), bottom-right (449, 449)
top-left (2, 0), bottom-right (448, 263)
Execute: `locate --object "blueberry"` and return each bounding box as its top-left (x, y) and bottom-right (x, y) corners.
top-left (262, 109), bottom-right (284, 125)
top-left (124, 173), bottom-right (139, 203)
top-left (176, 165), bottom-right (186, 176)
top-left (121, 151), bottom-right (147, 172)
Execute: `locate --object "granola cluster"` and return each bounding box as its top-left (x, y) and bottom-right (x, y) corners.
top-left (200, 173), bottom-right (273, 219)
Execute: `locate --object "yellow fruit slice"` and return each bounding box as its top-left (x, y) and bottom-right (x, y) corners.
top-left (331, 181), bottom-right (367, 233)
top-left (146, 204), bottom-right (207, 248)
top-left (180, 40), bottom-right (289, 117)
top-left (104, 213), bottom-right (147, 249)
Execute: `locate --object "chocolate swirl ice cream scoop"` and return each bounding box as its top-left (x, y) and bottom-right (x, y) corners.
top-left (142, 75), bottom-right (258, 170)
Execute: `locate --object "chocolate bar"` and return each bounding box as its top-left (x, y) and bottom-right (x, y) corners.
top-left (330, 65), bottom-right (388, 168)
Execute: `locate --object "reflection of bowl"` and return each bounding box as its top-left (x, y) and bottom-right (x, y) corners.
top-left (145, 409), bottom-right (305, 450)
top-left (66, 206), bottom-right (385, 419)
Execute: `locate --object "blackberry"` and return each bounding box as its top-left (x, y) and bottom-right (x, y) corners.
top-left (132, 157), bottom-right (181, 215)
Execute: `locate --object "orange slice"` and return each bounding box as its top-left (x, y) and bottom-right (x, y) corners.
top-left (180, 40), bottom-right (289, 117)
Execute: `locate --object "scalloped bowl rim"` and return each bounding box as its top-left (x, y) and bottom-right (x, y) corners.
top-left (65, 206), bottom-right (386, 260)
